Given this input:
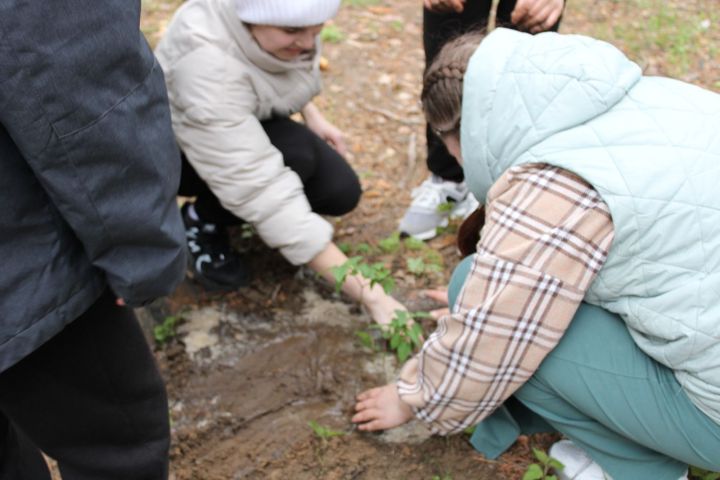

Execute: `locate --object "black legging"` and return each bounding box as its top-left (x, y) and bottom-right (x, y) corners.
top-left (424, 0), bottom-right (562, 182)
top-left (0, 290), bottom-right (170, 480)
top-left (179, 116), bottom-right (362, 225)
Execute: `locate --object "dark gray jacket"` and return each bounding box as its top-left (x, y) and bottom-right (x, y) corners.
top-left (0, 0), bottom-right (187, 372)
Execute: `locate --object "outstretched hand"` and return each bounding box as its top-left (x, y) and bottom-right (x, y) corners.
top-left (511, 0), bottom-right (564, 33)
top-left (352, 383), bottom-right (414, 431)
top-left (423, 288), bottom-right (450, 320)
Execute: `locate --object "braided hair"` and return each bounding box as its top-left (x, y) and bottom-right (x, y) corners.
top-left (421, 31), bottom-right (486, 136)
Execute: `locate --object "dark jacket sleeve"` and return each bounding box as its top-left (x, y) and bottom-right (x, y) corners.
top-left (0, 0), bottom-right (186, 306)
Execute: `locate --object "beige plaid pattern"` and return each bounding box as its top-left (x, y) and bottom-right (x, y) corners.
top-left (398, 164), bottom-right (615, 434)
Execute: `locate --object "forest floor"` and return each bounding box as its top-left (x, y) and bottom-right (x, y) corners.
top-left (130, 1), bottom-right (720, 479)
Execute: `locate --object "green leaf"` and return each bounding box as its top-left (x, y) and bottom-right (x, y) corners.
top-left (330, 265), bottom-right (349, 293)
top-left (355, 242), bottom-right (373, 254)
top-left (522, 464), bottom-right (544, 480)
top-left (403, 236), bottom-right (425, 250)
top-left (548, 459), bottom-right (565, 471)
top-left (153, 315), bottom-right (179, 345)
top-left (380, 276), bottom-right (395, 294)
top-left (390, 335), bottom-right (400, 349)
top-left (408, 323), bottom-right (423, 346)
top-left (355, 331), bottom-right (374, 349)
top-left (378, 232), bottom-right (401, 253)
top-left (397, 342), bottom-right (412, 362)
top-left (308, 420), bottom-right (346, 439)
top-left (532, 448), bottom-right (550, 465)
top-left (407, 257), bottom-right (426, 275)
top-left (338, 242), bottom-right (351, 254)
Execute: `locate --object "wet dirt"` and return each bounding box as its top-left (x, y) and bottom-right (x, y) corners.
top-left (157, 277), bottom-right (503, 480)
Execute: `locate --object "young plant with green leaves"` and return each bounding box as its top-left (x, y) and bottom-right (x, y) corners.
top-left (330, 256), bottom-right (395, 295)
top-left (153, 315), bottom-right (180, 346)
top-left (378, 231), bottom-right (402, 253)
top-left (355, 330), bottom-right (380, 351)
top-left (375, 310), bottom-right (429, 362)
top-left (407, 256), bottom-right (443, 277)
top-left (308, 420), bottom-right (347, 443)
top-left (523, 448), bottom-right (564, 480)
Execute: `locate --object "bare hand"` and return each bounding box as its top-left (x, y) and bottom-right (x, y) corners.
top-left (423, 0), bottom-right (465, 13)
top-left (423, 288), bottom-right (450, 320)
top-left (511, 0), bottom-right (564, 33)
top-left (306, 116), bottom-right (347, 155)
top-left (352, 383), bottom-right (414, 431)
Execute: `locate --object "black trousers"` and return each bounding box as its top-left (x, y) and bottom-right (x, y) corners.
top-left (179, 116), bottom-right (362, 226)
top-left (423, 0), bottom-right (562, 182)
top-left (0, 290), bottom-right (170, 480)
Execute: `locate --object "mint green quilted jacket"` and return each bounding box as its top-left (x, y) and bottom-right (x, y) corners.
top-left (461, 28), bottom-right (720, 424)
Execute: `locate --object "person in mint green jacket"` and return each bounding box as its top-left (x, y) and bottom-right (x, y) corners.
top-left (352, 28), bottom-right (720, 480)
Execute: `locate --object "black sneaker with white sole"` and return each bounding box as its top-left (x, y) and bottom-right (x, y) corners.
top-left (181, 203), bottom-right (251, 290)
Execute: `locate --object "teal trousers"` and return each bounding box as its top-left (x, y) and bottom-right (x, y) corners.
top-left (448, 256), bottom-right (720, 480)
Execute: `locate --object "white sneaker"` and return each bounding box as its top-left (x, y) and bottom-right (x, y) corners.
top-left (399, 174), bottom-right (479, 240)
top-left (549, 440), bottom-right (689, 480)
top-left (550, 440), bottom-right (609, 480)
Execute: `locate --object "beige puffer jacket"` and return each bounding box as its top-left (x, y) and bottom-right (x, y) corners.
top-left (155, 0), bottom-right (333, 265)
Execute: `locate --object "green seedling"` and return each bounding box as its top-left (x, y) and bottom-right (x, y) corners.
top-left (523, 447), bottom-right (564, 480)
top-left (355, 242), bottom-right (374, 254)
top-left (376, 310), bottom-right (429, 362)
top-left (407, 257), bottom-right (443, 277)
top-left (403, 236), bottom-right (425, 250)
top-left (320, 25), bottom-right (345, 43)
top-left (431, 475), bottom-right (452, 480)
top-left (690, 467), bottom-right (720, 480)
top-left (308, 420), bottom-right (347, 442)
top-left (330, 256), bottom-right (395, 294)
top-left (378, 231), bottom-right (401, 253)
top-left (154, 315), bottom-right (180, 346)
top-left (463, 425), bottom-right (477, 436)
top-left (354, 330), bottom-right (379, 351)
top-left (338, 242), bottom-right (352, 254)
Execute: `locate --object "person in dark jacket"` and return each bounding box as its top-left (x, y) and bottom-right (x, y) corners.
top-left (0, 1), bottom-right (187, 478)
top-left (398, 0), bottom-right (564, 240)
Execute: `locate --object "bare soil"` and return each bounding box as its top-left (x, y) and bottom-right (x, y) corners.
top-left (134, 1), bottom-right (720, 479)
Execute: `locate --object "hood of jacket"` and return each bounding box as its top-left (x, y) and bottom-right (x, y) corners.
top-left (460, 28), bottom-right (642, 202)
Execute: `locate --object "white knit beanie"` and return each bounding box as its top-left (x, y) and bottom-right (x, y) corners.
top-left (235, 0), bottom-right (341, 27)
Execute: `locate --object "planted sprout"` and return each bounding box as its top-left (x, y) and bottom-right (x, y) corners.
top-left (308, 420), bottom-right (347, 442)
top-left (330, 256), bottom-right (395, 295)
top-left (522, 447), bottom-right (564, 480)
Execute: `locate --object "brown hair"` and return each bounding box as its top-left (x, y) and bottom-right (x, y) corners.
top-left (457, 206), bottom-right (485, 257)
top-left (421, 30), bottom-right (486, 136)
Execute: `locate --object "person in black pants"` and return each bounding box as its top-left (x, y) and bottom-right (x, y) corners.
top-left (0, 0), bottom-right (187, 478)
top-left (178, 116), bottom-right (362, 288)
top-left (398, 0), bottom-right (564, 239)
top-left (0, 291), bottom-right (172, 480)
top-left (158, 0), bottom-right (409, 326)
